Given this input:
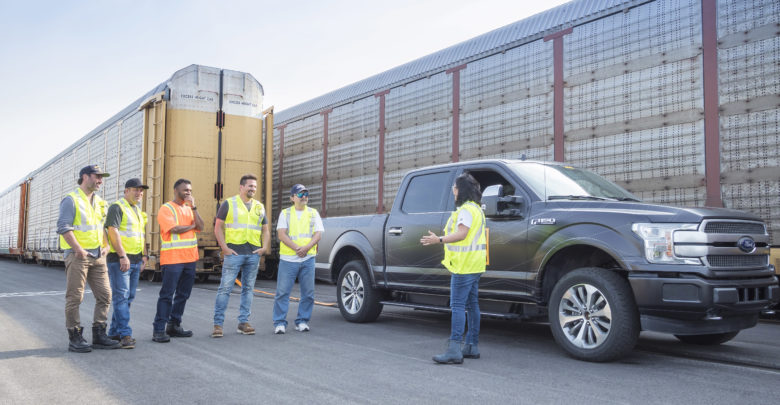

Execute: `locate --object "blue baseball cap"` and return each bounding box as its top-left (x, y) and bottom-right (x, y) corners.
top-left (290, 184), bottom-right (308, 195)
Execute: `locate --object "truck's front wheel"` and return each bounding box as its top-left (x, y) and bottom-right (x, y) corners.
top-left (548, 267), bottom-right (639, 362)
top-left (337, 260), bottom-right (383, 323)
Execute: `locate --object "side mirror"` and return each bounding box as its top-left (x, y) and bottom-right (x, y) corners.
top-left (481, 184), bottom-right (524, 218)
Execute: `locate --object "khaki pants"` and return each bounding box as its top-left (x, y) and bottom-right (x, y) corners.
top-left (64, 254), bottom-right (111, 329)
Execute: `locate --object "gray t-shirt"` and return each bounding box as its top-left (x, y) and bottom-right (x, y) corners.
top-left (216, 199), bottom-right (267, 255)
top-left (57, 194), bottom-right (102, 258)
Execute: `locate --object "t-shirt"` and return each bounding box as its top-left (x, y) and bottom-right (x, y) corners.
top-left (456, 207), bottom-right (473, 229)
top-left (104, 202), bottom-right (145, 263)
top-left (276, 206), bottom-right (324, 263)
top-left (216, 199), bottom-right (268, 255)
top-left (158, 201), bottom-right (200, 265)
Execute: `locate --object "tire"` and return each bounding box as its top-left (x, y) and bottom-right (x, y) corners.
top-left (337, 260), bottom-right (383, 323)
top-left (548, 267), bottom-right (640, 362)
top-left (674, 331), bottom-right (739, 345)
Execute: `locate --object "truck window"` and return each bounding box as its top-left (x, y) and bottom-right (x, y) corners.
top-left (401, 172), bottom-right (451, 213)
top-left (468, 170), bottom-right (516, 196)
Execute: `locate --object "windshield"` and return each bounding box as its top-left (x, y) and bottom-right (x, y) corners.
top-left (508, 162), bottom-right (639, 201)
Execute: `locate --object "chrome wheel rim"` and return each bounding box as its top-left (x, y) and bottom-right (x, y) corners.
top-left (340, 270), bottom-right (364, 315)
top-left (558, 283), bottom-right (612, 349)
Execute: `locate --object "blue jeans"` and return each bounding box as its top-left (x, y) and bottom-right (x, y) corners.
top-left (107, 261), bottom-right (142, 337)
top-left (273, 257), bottom-right (315, 327)
top-left (213, 254), bottom-right (260, 326)
top-left (153, 262), bottom-right (196, 332)
top-left (449, 273), bottom-right (481, 344)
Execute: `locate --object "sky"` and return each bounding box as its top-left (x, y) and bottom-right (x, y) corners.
top-left (0, 0), bottom-right (570, 189)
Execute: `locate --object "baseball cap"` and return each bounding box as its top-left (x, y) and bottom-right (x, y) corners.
top-left (125, 178), bottom-right (149, 189)
top-left (79, 164), bottom-right (110, 178)
top-left (290, 184), bottom-right (308, 195)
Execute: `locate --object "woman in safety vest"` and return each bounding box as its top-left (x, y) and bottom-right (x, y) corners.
top-left (421, 172), bottom-right (486, 364)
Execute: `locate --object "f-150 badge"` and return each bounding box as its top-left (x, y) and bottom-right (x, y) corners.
top-left (531, 218), bottom-right (556, 225)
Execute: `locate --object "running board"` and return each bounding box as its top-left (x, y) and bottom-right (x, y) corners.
top-left (379, 301), bottom-right (521, 319)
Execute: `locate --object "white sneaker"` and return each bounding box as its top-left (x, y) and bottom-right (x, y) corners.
top-left (274, 325), bottom-right (286, 334)
top-left (295, 323), bottom-right (310, 332)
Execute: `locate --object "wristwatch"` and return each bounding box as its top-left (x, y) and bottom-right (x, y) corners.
top-left (439, 237), bottom-right (443, 243)
top-left (119, 255), bottom-right (126, 259)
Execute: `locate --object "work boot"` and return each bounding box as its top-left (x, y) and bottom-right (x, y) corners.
top-left (119, 336), bottom-right (135, 349)
top-left (152, 330), bottom-right (170, 343)
top-left (166, 323), bottom-right (193, 338)
top-left (92, 324), bottom-right (120, 349)
top-left (432, 340), bottom-right (463, 364)
top-left (212, 325), bottom-right (223, 338)
top-left (462, 343), bottom-right (480, 359)
top-left (237, 323), bottom-right (255, 335)
top-left (67, 326), bottom-right (92, 353)
top-left (108, 334), bottom-right (120, 341)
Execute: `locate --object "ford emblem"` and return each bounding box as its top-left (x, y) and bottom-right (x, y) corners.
top-left (737, 236), bottom-right (756, 253)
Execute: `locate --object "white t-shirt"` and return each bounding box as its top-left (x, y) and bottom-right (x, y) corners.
top-left (456, 207), bottom-right (473, 229)
top-left (277, 207), bottom-right (324, 262)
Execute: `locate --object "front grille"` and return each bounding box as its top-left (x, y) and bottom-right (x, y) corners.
top-left (704, 222), bottom-right (765, 234)
top-left (707, 255), bottom-right (768, 268)
top-left (737, 287), bottom-right (768, 303)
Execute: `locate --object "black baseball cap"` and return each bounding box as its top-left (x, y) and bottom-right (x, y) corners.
top-left (79, 164), bottom-right (110, 178)
top-left (125, 178), bottom-right (149, 189)
top-left (290, 184), bottom-right (308, 195)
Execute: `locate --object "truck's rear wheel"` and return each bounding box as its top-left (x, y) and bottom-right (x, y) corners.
top-left (674, 331), bottom-right (739, 345)
top-left (548, 267), bottom-right (639, 362)
top-left (337, 260), bottom-right (383, 323)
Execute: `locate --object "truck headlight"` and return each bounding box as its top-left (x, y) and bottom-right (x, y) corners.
top-left (631, 223), bottom-right (701, 265)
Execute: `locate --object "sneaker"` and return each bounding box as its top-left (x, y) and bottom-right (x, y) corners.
top-left (295, 323), bottom-right (310, 332)
top-left (120, 336), bottom-right (135, 349)
top-left (237, 323), bottom-right (255, 335)
top-left (274, 325), bottom-right (286, 334)
top-left (212, 325), bottom-right (223, 338)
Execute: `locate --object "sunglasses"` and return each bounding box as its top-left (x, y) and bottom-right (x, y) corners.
top-left (295, 191), bottom-right (309, 198)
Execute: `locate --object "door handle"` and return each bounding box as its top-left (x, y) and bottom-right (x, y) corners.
top-left (388, 227), bottom-right (403, 235)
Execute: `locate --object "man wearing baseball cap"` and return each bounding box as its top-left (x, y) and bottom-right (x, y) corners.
top-left (272, 184), bottom-right (324, 334)
top-left (104, 178), bottom-right (150, 349)
top-left (57, 164), bottom-right (119, 352)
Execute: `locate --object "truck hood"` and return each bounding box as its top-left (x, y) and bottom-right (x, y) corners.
top-left (537, 201), bottom-right (764, 223)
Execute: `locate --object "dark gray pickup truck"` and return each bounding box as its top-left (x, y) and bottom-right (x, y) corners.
top-left (316, 159), bottom-right (779, 361)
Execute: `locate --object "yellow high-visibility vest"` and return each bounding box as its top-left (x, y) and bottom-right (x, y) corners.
top-left (279, 206), bottom-right (317, 256)
top-left (108, 198), bottom-right (146, 255)
top-left (60, 188), bottom-right (107, 250)
top-left (224, 195), bottom-right (265, 247)
top-left (441, 201), bottom-right (486, 274)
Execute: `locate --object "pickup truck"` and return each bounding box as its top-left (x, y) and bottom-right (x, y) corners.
top-left (316, 159), bottom-right (779, 361)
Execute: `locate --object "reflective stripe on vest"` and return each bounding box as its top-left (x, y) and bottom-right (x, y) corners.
top-left (109, 198), bottom-right (146, 255)
top-left (279, 206), bottom-right (317, 256)
top-left (441, 201), bottom-right (486, 274)
top-left (160, 203), bottom-right (198, 251)
top-left (224, 195), bottom-right (265, 246)
top-left (60, 188), bottom-right (106, 250)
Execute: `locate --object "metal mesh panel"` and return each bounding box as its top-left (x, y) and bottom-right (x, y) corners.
top-left (103, 126), bottom-right (120, 202)
top-left (460, 40), bottom-right (554, 161)
top-left (118, 112), bottom-right (145, 190)
top-left (383, 169), bottom-right (407, 212)
top-left (718, 0), bottom-right (780, 244)
top-left (0, 186), bottom-right (20, 250)
top-left (565, 0), bottom-right (704, 208)
top-left (326, 97), bottom-right (380, 215)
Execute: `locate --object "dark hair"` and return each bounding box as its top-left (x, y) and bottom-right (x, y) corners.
top-left (173, 178), bottom-right (191, 190)
top-left (454, 173), bottom-right (481, 207)
top-left (240, 174), bottom-right (258, 185)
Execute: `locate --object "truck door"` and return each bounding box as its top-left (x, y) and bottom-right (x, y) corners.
top-left (384, 170), bottom-right (454, 289)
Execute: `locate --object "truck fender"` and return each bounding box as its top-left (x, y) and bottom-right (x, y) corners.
top-left (532, 223), bottom-right (641, 294)
top-left (328, 230), bottom-right (380, 286)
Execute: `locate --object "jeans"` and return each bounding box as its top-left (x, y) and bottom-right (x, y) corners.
top-left (153, 262), bottom-right (196, 332)
top-left (273, 257), bottom-right (315, 327)
top-left (107, 261), bottom-right (142, 337)
top-left (213, 254), bottom-right (260, 326)
top-left (449, 273), bottom-right (481, 344)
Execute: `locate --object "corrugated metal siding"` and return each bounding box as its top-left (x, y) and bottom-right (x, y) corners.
top-left (0, 186), bottom-right (20, 251)
top-left (460, 39), bottom-right (554, 161)
top-left (565, 0), bottom-right (706, 207)
top-left (276, 0), bottom-right (648, 125)
top-left (325, 97), bottom-right (379, 216)
top-left (718, 0), bottom-right (780, 244)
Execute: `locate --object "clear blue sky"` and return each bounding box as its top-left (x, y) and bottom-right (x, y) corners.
top-left (0, 0), bottom-right (569, 189)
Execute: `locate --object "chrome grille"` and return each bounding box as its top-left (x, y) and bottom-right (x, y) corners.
top-left (707, 255), bottom-right (768, 268)
top-left (704, 222), bottom-right (765, 234)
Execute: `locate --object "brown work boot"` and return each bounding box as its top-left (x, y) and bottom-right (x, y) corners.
top-left (211, 325), bottom-right (223, 338)
top-left (237, 323), bottom-right (255, 335)
top-left (120, 336), bottom-right (135, 349)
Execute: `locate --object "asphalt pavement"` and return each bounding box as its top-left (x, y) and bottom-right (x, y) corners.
top-left (1, 259), bottom-right (779, 404)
